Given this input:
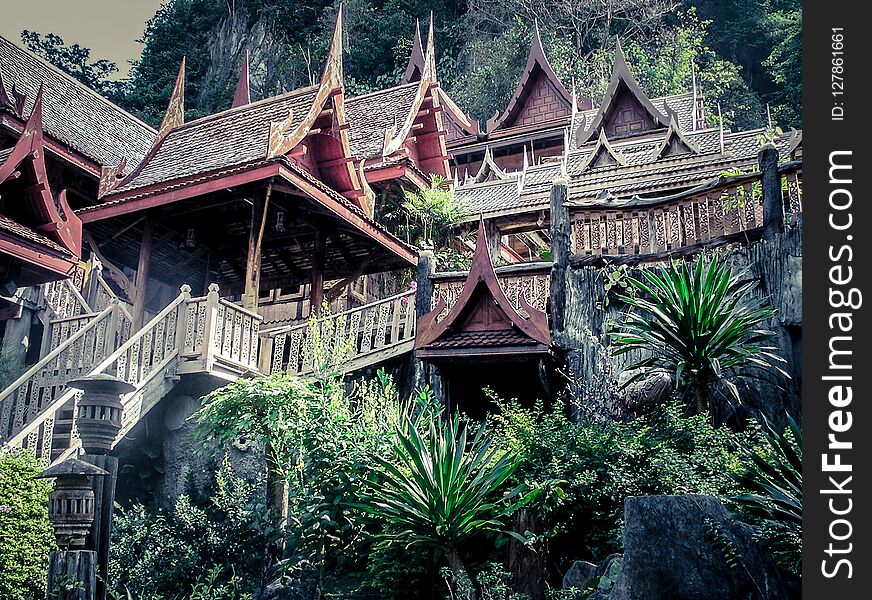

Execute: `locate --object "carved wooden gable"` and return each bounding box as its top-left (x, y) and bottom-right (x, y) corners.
top-left (604, 86), bottom-right (660, 138)
top-left (512, 70), bottom-right (573, 128)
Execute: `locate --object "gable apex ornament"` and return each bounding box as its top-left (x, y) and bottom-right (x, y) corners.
top-left (232, 50), bottom-right (252, 108)
top-left (158, 57), bottom-right (186, 140)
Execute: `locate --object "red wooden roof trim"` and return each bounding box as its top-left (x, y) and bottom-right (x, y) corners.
top-left (576, 40), bottom-right (671, 145)
top-left (232, 50), bottom-right (252, 108)
top-left (0, 231), bottom-right (79, 279)
top-left (415, 218), bottom-right (550, 350)
top-left (486, 22), bottom-right (577, 134)
top-left (0, 85), bottom-right (82, 256)
top-left (158, 57), bottom-right (186, 140)
top-left (437, 88), bottom-right (480, 136)
top-left (402, 19), bottom-right (425, 84)
top-left (0, 113), bottom-right (103, 178)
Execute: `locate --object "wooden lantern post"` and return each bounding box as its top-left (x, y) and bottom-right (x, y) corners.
top-left (67, 374), bottom-right (135, 600)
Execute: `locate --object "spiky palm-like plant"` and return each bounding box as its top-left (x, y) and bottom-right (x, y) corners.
top-left (611, 253), bottom-right (787, 415)
top-left (733, 415), bottom-right (802, 573)
top-left (359, 413), bottom-right (524, 579)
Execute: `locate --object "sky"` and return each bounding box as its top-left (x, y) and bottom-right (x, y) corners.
top-left (0, 0), bottom-right (166, 78)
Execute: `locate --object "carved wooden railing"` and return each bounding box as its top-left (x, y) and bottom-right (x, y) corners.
top-left (570, 164), bottom-right (803, 256)
top-left (0, 302), bottom-right (127, 454)
top-left (181, 284), bottom-right (262, 375)
top-left (431, 263), bottom-right (552, 323)
top-left (43, 278), bottom-right (91, 319)
top-left (260, 290), bottom-right (416, 376)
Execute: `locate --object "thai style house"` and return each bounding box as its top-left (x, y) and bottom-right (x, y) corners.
top-left (0, 13), bottom-right (802, 463)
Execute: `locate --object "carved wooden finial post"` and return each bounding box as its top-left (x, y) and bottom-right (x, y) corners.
top-left (549, 179), bottom-right (571, 337)
top-left (759, 144), bottom-right (783, 239)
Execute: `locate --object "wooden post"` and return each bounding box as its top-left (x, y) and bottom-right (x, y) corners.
top-left (82, 455), bottom-right (117, 600)
top-left (243, 186), bottom-right (272, 311)
top-left (759, 144), bottom-right (783, 239)
top-left (131, 216), bottom-right (154, 330)
top-left (549, 179), bottom-right (570, 336)
top-left (415, 250), bottom-right (435, 318)
top-left (310, 230), bottom-right (325, 316)
top-left (46, 550), bottom-right (97, 600)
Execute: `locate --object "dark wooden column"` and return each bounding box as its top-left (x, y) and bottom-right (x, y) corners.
top-left (415, 250), bottom-right (435, 318)
top-left (549, 179), bottom-right (570, 336)
top-left (310, 229), bottom-right (325, 315)
top-left (242, 186), bottom-right (272, 311)
top-left (131, 216), bottom-right (154, 329)
top-left (759, 144), bottom-right (783, 239)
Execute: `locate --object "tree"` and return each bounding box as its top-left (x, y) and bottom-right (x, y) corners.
top-left (20, 31), bottom-right (118, 95)
top-left (610, 253), bottom-right (787, 418)
top-left (398, 175), bottom-right (465, 250)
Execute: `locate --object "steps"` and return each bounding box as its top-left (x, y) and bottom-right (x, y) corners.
top-left (1, 285), bottom-right (417, 464)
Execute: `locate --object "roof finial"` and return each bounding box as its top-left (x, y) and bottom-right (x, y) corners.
top-left (158, 57), bottom-right (186, 139)
top-left (766, 103), bottom-right (773, 130)
top-left (423, 12), bottom-right (436, 81)
top-left (402, 19), bottom-right (426, 83)
top-left (718, 102), bottom-right (725, 155)
top-left (530, 142), bottom-right (536, 166)
top-left (523, 145), bottom-right (529, 172)
top-left (232, 50), bottom-right (251, 108)
top-left (453, 165), bottom-right (459, 189)
top-left (322, 5), bottom-right (344, 88)
top-left (691, 60), bottom-right (698, 132)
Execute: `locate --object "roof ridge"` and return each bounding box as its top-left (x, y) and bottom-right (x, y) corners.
top-left (162, 83), bottom-right (320, 135)
top-left (0, 35), bottom-right (157, 134)
top-left (347, 82), bottom-right (418, 103)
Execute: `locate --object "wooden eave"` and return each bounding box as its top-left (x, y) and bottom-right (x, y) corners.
top-left (416, 219), bottom-right (549, 354)
top-left (576, 41), bottom-right (671, 145)
top-left (0, 113), bottom-right (103, 178)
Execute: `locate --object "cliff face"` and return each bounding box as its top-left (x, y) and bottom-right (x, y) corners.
top-left (196, 6), bottom-right (313, 112)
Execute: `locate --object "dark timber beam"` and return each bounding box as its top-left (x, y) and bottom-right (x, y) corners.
top-left (310, 229), bottom-right (325, 315)
top-left (132, 216), bottom-right (154, 329)
top-left (242, 185), bottom-right (272, 311)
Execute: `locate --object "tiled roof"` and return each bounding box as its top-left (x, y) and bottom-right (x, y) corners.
top-left (0, 214), bottom-right (73, 256)
top-left (455, 127), bottom-right (797, 218)
top-left (428, 329), bottom-right (539, 348)
top-left (345, 84), bottom-right (419, 159)
top-left (111, 86), bottom-right (319, 194)
top-left (0, 36), bottom-right (155, 168)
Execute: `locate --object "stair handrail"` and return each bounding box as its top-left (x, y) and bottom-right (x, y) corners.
top-left (1, 287), bottom-right (191, 456)
top-left (43, 277), bottom-right (92, 319)
top-left (259, 290), bottom-right (416, 337)
top-left (0, 301), bottom-right (119, 430)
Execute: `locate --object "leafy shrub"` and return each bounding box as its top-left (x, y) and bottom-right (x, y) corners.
top-left (109, 457), bottom-right (277, 599)
top-left (0, 450), bottom-right (55, 600)
top-left (491, 399), bottom-right (750, 562)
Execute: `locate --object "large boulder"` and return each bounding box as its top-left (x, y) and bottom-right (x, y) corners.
top-left (610, 495), bottom-right (799, 600)
top-left (562, 554), bottom-right (622, 593)
top-left (255, 561), bottom-right (321, 600)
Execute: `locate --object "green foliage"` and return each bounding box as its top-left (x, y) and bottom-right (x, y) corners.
top-left (21, 31), bottom-right (119, 95)
top-left (0, 451), bottom-right (56, 600)
top-left (491, 399), bottom-right (749, 561)
top-left (732, 415), bottom-right (802, 573)
top-left (109, 457), bottom-right (277, 600)
top-left (440, 562), bottom-right (529, 600)
top-left (400, 175), bottom-right (466, 250)
top-left (358, 413), bottom-right (526, 575)
top-left (610, 253), bottom-right (787, 416)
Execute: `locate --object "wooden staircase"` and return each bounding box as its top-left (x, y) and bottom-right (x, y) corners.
top-left (0, 285), bottom-right (417, 464)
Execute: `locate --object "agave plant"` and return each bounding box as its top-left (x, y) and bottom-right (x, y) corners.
top-left (610, 253), bottom-right (788, 416)
top-left (733, 415), bottom-right (802, 573)
top-left (359, 413), bottom-right (526, 579)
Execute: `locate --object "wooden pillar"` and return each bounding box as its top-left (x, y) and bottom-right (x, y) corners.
top-left (46, 550), bottom-right (97, 600)
top-left (310, 230), bottom-right (325, 316)
top-left (759, 144), bottom-right (783, 239)
top-left (82, 454), bottom-right (117, 600)
top-left (131, 216), bottom-right (154, 330)
top-left (415, 250), bottom-right (435, 318)
top-left (243, 186), bottom-right (272, 312)
top-left (549, 179), bottom-right (571, 337)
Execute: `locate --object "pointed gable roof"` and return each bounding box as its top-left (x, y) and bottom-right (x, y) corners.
top-left (486, 22), bottom-right (581, 134)
top-left (655, 117), bottom-right (700, 159)
top-left (580, 130), bottom-right (627, 170)
top-left (473, 147), bottom-right (509, 183)
top-left (232, 50), bottom-right (251, 108)
top-left (402, 19), bottom-right (426, 84)
top-left (0, 86), bottom-right (82, 257)
top-left (576, 40), bottom-right (670, 145)
top-left (416, 219), bottom-right (550, 356)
